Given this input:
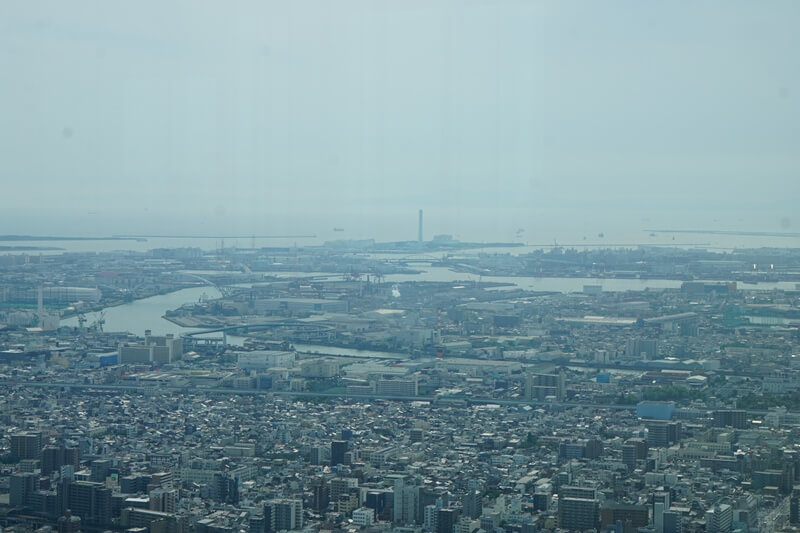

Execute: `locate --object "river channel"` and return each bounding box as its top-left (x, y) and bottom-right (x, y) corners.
top-left (60, 267), bottom-right (797, 350)
top-left (60, 286), bottom-right (223, 337)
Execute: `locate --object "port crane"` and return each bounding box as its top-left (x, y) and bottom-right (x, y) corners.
top-left (90, 311), bottom-right (105, 332)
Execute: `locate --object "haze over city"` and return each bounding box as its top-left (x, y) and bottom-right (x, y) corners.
top-left (1, 1), bottom-right (799, 241)
top-left (5, 4), bottom-right (800, 532)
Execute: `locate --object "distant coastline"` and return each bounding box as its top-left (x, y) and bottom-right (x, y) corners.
top-left (112, 234), bottom-right (317, 239)
top-left (0, 245), bottom-right (64, 251)
top-left (645, 229), bottom-right (800, 238)
top-left (0, 235), bottom-right (142, 241)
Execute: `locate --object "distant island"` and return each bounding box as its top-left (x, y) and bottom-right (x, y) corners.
top-left (322, 234), bottom-right (523, 253)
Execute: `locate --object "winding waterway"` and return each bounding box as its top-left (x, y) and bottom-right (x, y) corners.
top-left (59, 263), bottom-right (797, 347)
top-left (61, 286), bottom-right (222, 336)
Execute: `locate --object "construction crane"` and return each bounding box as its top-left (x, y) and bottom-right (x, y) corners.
top-left (91, 311), bottom-right (105, 333)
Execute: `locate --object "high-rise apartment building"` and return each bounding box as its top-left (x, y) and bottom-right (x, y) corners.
top-left (263, 499), bottom-right (303, 532)
top-left (524, 371), bottom-right (565, 401)
top-left (437, 507), bottom-right (460, 533)
top-left (331, 440), bottom-right (348, 466)
top-left (463, 489), bottom-right (482, 519)
top-left (706, 503), bottom-right (733, 533)
top-left (10, 472), bottom-right (38, 507)
top-left (558, 496), bottom-right (599, 531)
top-left (41, 446), bottom-right (80, 476)
top-left (622, 438), bottom-right (648, 470)
top-left (645, 420), bottom-right (682, 448)
top-left (59, 480), bottom-right (112, 526)
top-left (389, 474), bottom-right (420, 525)
top-left (712, 410), bottom-right (749, 429)
top-left (11, 432), bottom-right (42, 460)
top-left (791, 488), bottom-right (800, 525)
top-left (267, 499), bottom-right (303, 532)
top-left (663, 510), bottom-right (683, 533)
top-left (626, 338), bottom-right (658, 360)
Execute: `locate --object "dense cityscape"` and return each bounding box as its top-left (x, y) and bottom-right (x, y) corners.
top-left (4, 0), bottom-right (800, 531)
top-left (2, 236), bottom-right (800, 533)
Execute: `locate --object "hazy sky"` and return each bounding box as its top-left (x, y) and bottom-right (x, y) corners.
top-left (1, 1), bottom-right (799, 238)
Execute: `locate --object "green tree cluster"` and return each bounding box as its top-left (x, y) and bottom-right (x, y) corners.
top-left (738, 391), bottom-right (800, 410)
top-left (642, 385), bottom-right (704, 402)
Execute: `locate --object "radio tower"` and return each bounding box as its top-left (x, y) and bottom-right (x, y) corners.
top-left (418, 209), bottom-right (423, 242)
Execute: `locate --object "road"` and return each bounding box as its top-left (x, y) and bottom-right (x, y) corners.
top-left (758, 496), bottom-right (788, 532)
top-left (2, 380), bottom-right (784, 416)
top-left (0, 380), bottom-right (637, 410)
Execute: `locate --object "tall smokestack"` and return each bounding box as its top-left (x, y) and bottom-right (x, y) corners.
top-left (418, 209), bottom-right (423, 243)
top-left (38, 287), bottom-right (43, 315)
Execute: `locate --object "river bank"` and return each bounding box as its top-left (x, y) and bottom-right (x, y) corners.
top-left (58, 264), bottom-right (800, 340)
top-left (61, 285), bottom-right (223, 336)
top-left (59, 283), bottom-right (209, 320)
